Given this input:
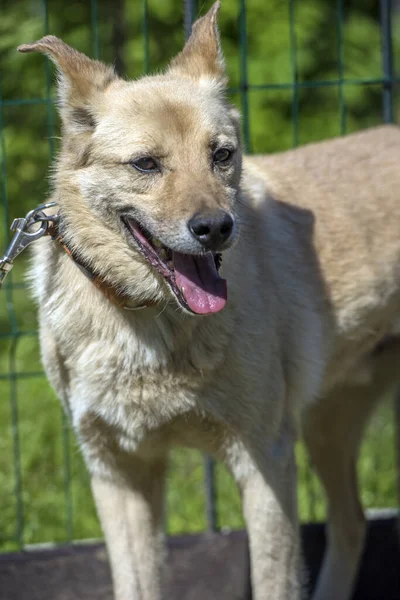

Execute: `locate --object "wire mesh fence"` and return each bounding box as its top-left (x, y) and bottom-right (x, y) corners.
top-left (0, 0), bottom-right (399, 551)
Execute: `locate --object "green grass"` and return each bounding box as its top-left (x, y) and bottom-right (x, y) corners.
top-left (0, 265), bottom-right (398, 550)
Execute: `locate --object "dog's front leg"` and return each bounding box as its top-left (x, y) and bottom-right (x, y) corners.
top-left (91, 457), bottom-right (166, 600)
top-left (227, 431), bottom-right (300, 600)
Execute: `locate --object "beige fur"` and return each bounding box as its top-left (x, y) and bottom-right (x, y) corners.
top-left (19, 3), bottom-right (400, 599)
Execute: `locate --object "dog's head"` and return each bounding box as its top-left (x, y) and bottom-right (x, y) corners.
top-left (19, 2), bottom-right (242, 316)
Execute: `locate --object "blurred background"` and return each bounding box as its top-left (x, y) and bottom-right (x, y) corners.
top-left (0, 0), bottom-right (399, 551)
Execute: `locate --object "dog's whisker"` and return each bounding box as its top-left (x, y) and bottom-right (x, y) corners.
top-left (155, 300), bottom-right (169, 318)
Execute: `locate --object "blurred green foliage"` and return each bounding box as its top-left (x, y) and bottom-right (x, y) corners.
top-left (0, 0), bottom-right (399, 226)
top-left (0, 0), bottom-right (398, 549)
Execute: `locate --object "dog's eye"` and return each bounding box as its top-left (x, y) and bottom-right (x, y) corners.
top-left (131, 157), bottom-right (158, 173)
top-left (213, 148), bottom-right (232, 163)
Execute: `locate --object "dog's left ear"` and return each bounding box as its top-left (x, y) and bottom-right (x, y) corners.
top-left (168, 1), bottom-right (226, 85)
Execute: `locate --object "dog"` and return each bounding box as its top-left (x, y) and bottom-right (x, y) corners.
top-left (18, 2), bottom-right (400, 599)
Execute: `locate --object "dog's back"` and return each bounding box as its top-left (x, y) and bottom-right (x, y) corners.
top-left (243, 124), bottom-right (400, 389)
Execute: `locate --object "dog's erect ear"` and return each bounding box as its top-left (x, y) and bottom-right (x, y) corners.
top-left (18, 36), bottom-right (118, 133)
top-left (168, 1), bottom-right (226, 84)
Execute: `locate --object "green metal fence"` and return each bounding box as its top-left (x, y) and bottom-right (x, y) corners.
top-left (0, 0), bottom-right (399, 552)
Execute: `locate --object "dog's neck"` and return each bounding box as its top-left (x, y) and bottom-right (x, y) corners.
top-left (48, 217), bottom-right (158, 311)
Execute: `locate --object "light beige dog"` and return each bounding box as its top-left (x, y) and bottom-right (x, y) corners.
top-left (18, 3), bottom-right (400, 599)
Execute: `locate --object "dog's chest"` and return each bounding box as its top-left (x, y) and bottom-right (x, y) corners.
top-left (68, 313), bottom-right (228, 455)
top-left (77, 364), bottom-right (199, 455)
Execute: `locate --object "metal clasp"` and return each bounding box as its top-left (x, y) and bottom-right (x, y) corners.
top-left (0, 201), bottom-right (58, 288)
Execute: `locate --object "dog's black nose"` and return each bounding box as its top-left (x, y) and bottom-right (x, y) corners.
top-left (188, 211), bottom-right (234, 250)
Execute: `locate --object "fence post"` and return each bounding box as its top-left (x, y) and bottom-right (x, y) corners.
top-left (379, 0), bottom-right (400, 535)
top-left (288, 0), bottom-right (299, 147)
top-left (183, 0), bottom-right (218, 534)
top-left (239, 0), bottom-right (251, 152)
top-left (379, 0), bottom-right (394, 123)
top-left (0, 68), bottom-right (25, 549)
top-left (184, 0), bottom-right (197, 40)
top-left (395, 389), bottom-right (400, 536)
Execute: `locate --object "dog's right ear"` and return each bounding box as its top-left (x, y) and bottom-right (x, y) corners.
top-left (168, 1), bottom-right (226, 85)
top-left (18, 36), bottom-right (118, 133)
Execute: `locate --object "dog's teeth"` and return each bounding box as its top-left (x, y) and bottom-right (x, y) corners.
top-left (159, 248), bottom-right (167, 260)
top-left (152, 238), bottom-right (162, 249)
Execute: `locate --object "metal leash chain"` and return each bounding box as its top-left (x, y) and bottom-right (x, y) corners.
top-left (0, 202), bottom-right (59, 288)
top-left (0, 202), bottom-right (148, 311)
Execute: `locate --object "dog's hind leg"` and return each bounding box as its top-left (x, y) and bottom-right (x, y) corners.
top-left (303, 341), bottom-right (400, 600)
top-left (226, 425), bottom-right (300, 600)
top-left (303, 392), bottom-right (370, 600)
top-left (91, 455), bottom-right (167, 600)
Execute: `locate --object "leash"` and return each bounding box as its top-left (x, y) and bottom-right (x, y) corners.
top-left (0, 202), bottom-right (57, 285)
top-left (0, 202), bottom-right (153, 311)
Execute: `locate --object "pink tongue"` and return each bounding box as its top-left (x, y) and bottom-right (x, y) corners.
top-left (173, 252), bottom-right (227, 315)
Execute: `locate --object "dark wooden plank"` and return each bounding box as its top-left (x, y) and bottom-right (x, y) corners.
top-left (0, 517), bottom-right (399, 600)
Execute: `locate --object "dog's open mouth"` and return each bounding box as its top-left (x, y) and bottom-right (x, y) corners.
top-left (122, 217), bottom-right (227, 315)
